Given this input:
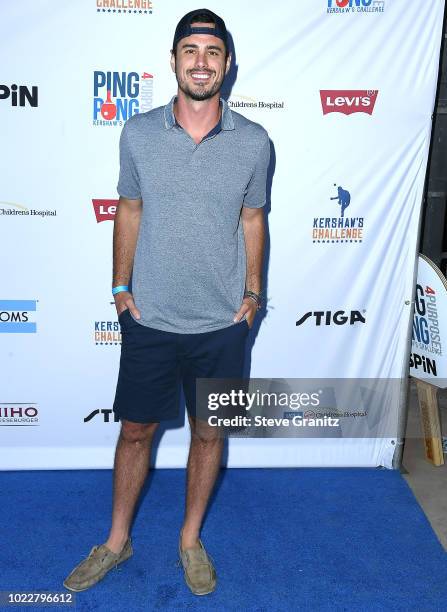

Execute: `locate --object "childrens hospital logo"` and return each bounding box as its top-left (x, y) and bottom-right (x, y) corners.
top-left (312, 184), bottom-right (364, 244)
top-left (93, 71), bottom-right (154, 126)
top-left (327, 0), bottom-right (385, 13)
top-left (320, 90), bottom-right (378, 115)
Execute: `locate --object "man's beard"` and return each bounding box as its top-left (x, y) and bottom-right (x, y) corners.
top-left (176, 69), bottom-right (223, 101)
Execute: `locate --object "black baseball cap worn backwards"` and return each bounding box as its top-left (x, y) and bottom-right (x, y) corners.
top-left (172, 8), bottom-right (228, 52)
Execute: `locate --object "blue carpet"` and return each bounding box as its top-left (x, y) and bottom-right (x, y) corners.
top-left (0, 468), bottom-right (446, 611)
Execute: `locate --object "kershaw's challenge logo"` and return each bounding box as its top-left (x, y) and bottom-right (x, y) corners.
top-left (320, 90), bottom-right (378, 115)
top-left (96, 0), bottom-right (153, 14)
top-left (92, 199), bottom-right (118, 222)
top-left (296, 310), bottom-right (366, 326)
top-left (313, 184), bottom-right (364, 244)
top-left (93, 71), bottom-right (154, 126)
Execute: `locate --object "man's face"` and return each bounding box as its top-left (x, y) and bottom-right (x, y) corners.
top-left (171, 22), bottom-right (231, 102)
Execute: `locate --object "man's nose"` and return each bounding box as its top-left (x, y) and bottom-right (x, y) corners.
top-left (195, 50), bottom-right (208, 68)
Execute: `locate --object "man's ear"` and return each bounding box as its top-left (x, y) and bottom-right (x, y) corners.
top-left (225, 52), bottom-right (232, 76)
top-left (170, 51), bottom-right (176, 73)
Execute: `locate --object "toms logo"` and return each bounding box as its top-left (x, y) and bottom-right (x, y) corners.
top-left (296, 310), bottom-right (366, 326)
top-left (0, 300), bottom-right (37, 333)
top-left (320, 90), bottom-right (378, 115)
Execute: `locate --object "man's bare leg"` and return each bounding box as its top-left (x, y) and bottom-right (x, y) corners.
top-left (104, 419), bottom-right (159, 553)
top-left (181, 415), bottom-right (224, 550)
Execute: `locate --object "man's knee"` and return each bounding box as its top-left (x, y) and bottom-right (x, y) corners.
top-left (189, 418), bottom-right (222, 444)
top-left (120, 419), bottom-right (158, 444)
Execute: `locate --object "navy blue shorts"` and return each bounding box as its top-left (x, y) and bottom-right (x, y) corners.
top-left (113, 309), bottom-right (249, 423)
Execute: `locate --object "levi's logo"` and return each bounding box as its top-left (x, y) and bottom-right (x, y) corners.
top-left (92, 199), bottom-right (118, 222)
top-left (320, 90), bottom-right (378, 115)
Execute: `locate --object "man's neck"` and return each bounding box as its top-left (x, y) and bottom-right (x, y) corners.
top-left (173, 91), bottom-right (221, 144)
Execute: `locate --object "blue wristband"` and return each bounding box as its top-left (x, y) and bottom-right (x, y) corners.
top-left (112, 285), bottom-right (129, 296)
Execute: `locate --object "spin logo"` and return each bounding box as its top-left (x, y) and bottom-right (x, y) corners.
top-left (312, 184), bottom-right (364, 244)
top-left (327, 0), bottom-right (385, 13)
top-left (0, 84), bottom-right (38, 107)
top-left (320, 90), bottom-right (378, 115)
top-left (0, 300), bottom-right (37, 333)
top-left (93, 71), bottom-right (154, 126)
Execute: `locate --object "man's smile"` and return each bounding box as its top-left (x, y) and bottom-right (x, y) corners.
top-left (189, 71), bottom-right (213, 82)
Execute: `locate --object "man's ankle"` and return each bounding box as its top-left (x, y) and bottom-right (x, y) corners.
top-left (180, 529), bottom-right (200, 551)
top-left (105, 535), bottom-right (129, 555)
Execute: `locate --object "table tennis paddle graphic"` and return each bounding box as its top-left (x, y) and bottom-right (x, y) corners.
top-left (101, 90), bottom-right (117, 120)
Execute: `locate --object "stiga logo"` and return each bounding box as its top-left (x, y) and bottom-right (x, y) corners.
top-left (0, 84), bottom-right (38, 107)
top-left (96, 0), bottom-right (153, 14)
top-left (296, 310), bottom-right (366, 326)
top-left (320, 90), bottom-right (378, 115)
top-left (0, 300), bottom-right (37, 333)
top-left (0, 403), bottom-right (39, 425)
top-left (93, 70), bottom-right (154, 126)
top-left (313, 184), bottom-right (364, 244)
top-left (92, 199), bottom-right (118, 222)
top-left (84, 409), bottom-right (119, 423)
top-left (327, 0), bottom-right (385, 13)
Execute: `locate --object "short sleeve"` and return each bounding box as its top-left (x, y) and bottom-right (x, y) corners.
top-left (117, 122), bottom-right (141, 199)
top-left (242, 132), bottom-right (270, 208)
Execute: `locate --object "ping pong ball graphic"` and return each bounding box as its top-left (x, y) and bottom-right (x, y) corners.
top-left (101, 90), bottom-right (117, 120)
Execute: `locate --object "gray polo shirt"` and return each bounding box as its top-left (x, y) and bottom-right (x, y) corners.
top-left (117, 96), bottom-right (270, 334)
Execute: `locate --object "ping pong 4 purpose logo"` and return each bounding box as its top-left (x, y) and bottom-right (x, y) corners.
top-left (320, 90), bottom-right (379, 116)
top-left (93, 70), bottom-right (154, 126)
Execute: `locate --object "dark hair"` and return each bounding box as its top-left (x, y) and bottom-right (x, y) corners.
top-left (171, 9), bottom-right (229, 59)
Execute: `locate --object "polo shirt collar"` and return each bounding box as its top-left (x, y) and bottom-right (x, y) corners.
top-left (163, 95), bottom-right (234, 131)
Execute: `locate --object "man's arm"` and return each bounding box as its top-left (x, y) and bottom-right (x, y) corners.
top-left (112, 196), bottom-right (142, 318)
top-left (233, 206), bottom-right (265, 326)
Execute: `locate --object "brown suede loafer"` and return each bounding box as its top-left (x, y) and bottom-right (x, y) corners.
top-left (179, 538), bottom-right (216, 596)
top-left (63, 538), bottom-right (133, 592)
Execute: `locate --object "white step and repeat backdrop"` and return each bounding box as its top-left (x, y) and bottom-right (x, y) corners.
top-left (1, 0), bottom-right (444, 469)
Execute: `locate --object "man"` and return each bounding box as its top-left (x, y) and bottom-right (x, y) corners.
top-left (64, 8), bottom-right (270, 596)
